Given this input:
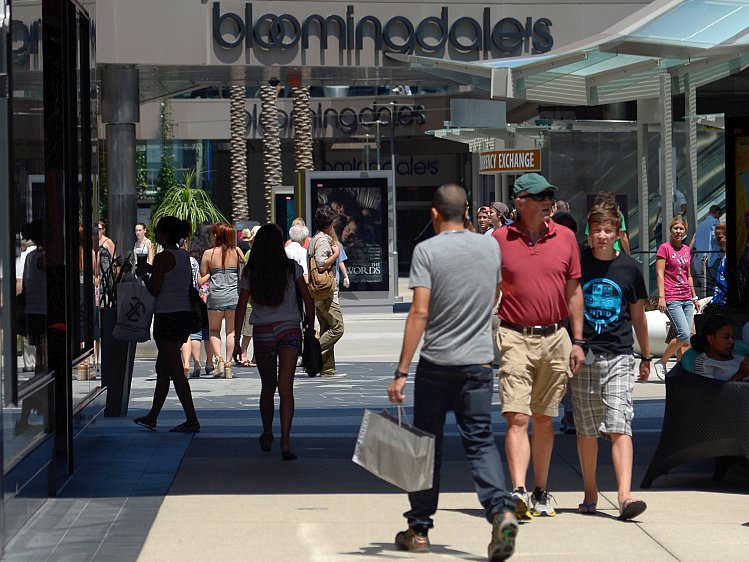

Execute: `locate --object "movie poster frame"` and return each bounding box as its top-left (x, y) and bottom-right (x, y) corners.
top-left (305, 171), bottom-right (394, 296)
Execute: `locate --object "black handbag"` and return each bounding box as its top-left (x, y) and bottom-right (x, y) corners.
top-left (188, 286), bottom-right (208, 333)
top-left (16, 289), bottom-right (27, 336)
top-left (295, 276), bottom-right (323, 377)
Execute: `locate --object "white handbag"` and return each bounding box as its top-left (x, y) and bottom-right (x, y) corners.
top-left (112, 281), bottom-right (154, 342)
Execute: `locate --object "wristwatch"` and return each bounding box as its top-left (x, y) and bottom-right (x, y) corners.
top-left (393, 370), bottom-right (408, 380)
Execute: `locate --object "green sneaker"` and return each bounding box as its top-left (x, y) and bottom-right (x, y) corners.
top-left (488, 511), bottom-right (518, 561)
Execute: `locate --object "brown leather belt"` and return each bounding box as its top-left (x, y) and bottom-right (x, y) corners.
top-left (500, 319), bottom-right (567, 337)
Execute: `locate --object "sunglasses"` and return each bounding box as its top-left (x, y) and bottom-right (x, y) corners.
top-left (518, 191), bottom-right (555, 202)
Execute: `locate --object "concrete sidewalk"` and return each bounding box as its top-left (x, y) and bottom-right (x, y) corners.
top-left (5, 314), bottom-right (749, 561)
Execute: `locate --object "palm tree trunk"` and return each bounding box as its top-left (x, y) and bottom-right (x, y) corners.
top-left (292, 86), bottom-right (314, 172)
top-left (229, 85), bottom-right (249, 222)
top-left (260, 84), bottom-right (282, 223)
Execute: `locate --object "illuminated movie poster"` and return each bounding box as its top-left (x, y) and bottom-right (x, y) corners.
top-left (310, 177), bottom-right (389, 292)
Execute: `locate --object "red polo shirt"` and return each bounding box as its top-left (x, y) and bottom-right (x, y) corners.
top-left (492, 220), bottom-right (581, 326)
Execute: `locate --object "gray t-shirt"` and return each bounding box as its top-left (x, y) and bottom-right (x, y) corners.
top-left (239, 261), bottom-right (304, 325)
top-left (409, 230), bottom-right (501, 365)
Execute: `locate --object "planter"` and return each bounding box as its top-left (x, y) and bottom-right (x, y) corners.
top-left (100, 307), bottom-right (137, 416)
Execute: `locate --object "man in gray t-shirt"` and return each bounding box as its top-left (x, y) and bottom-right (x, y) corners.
top-left (387, 184), bottom-right (517, 559)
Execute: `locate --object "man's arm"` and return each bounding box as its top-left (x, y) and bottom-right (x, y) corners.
top-left (565, 278), bottom-right (585, 374)
top-left (620, 231), bottom-right (631, 255)
top-left (652, 207), bottom-right (661, 234)
top-left (630, 299), bottom-right (651, 381)
top-left (388, 287), bottom-right (430, 403)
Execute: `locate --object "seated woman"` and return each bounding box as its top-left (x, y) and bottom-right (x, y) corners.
top-left (691, 315), bottom-right (749, 382)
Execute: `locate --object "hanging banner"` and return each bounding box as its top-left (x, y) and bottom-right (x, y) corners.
top-left (479, 149), bottom-right (541, 174)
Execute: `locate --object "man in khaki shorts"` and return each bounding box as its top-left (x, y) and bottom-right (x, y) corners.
top-left (491, 173), bottom-right (585, 519)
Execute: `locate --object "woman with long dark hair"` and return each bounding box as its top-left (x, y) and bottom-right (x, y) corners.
top-left (233, 224), bottom-right (314, 460)
top-left (134, 216), bottom-right (200, 432)
top-left (200, 222), bottom-right (244, 378)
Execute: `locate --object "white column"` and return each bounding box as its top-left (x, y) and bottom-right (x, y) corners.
top-left (659, 74), bottom-right (674, 244)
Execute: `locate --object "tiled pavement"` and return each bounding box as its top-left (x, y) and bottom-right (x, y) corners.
top-left (4, 338), bottom-right (749, 560)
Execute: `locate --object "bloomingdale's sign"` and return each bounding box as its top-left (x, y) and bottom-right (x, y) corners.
top-left (212, 3), bottom-right (554, 55)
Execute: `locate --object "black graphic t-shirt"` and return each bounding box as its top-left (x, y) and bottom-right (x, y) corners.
top-left (581, 248), bottom-right (648, 354)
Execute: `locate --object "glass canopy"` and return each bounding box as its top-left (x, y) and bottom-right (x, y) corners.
top-left (388, 0), bottom-right (749, 106)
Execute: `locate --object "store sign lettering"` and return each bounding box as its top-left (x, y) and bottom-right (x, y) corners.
top-left (246, 102), bottom-right (427, 137)
top-left (325, 157), bottom-right (439, 176)
top-left (213, 3), bottom-right (553, 55)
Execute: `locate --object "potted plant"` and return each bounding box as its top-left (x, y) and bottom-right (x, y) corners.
top-left (149, 169), bottom-right (229, 236)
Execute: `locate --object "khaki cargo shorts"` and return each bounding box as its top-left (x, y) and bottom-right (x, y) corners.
top-left (497, 326), bottom-right (571, 417)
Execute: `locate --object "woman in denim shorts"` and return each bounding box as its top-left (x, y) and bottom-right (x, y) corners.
top-left (654, 216), bottom-right (702, 378)
top-left (233, 224), bottom-right (315, 460)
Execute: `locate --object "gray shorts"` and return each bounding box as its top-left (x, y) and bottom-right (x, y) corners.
top-left (571, 353), bottom-right (635, 438)
top-left (241, 310), bottom-right (253, 337)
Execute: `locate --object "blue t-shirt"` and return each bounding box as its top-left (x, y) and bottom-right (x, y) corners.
top-left (712, 256), bottom-right (727, 305)
top-left (694, 215), bottom-right (720, 268)
top-left (335, 245), bottom-right (347, 284)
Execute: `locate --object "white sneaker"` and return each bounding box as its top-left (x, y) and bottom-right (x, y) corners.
top-left (531, 487), bottom-right (556, 517)
top-left (510, 487), bottom-right (532, 521)
top-left (321, 372), bottom-right (347, 378)
top-left (652, 359), bottom-right (666, 380)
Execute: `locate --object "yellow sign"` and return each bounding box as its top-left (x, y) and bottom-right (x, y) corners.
top-left (479, 149), bottom-right (541, 174)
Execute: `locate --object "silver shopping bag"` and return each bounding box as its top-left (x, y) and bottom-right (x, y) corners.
top-left (352, 407), bottom-right (435, 492)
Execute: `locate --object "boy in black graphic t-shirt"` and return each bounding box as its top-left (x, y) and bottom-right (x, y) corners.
top-left (572, 202), bottom-right (652, 521)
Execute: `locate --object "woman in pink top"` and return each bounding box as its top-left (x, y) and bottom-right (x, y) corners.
top-left (654, 215), bottom-right (701, 378)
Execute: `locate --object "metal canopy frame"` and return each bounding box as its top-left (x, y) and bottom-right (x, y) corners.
top-left (389, 0), bottom-right (749, 286)
top-left (387, 0), bottom-right (749, 107)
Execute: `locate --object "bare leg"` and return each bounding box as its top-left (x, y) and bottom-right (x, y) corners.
top-left (277, 347), bottom-right (298, 453)
top-left (204, 339), bottom-right (214, 371)
top-left (576, 436), bottom-right (599, 505)
top-left (208, 310), bottom-right (225, 362)
top-left (190, 339), bottom-right (201, 369)
top-left (504, 412), bottom-right (531, 489)
top-left (256, 353), bottom-right (278, 435)
top-left (181, 342), bottom-right (191, 371)
top-left (224, 309), bottom-right (236, 362)
top-left (241, 335), bottom-right (252, 362)
top-left (530, 414), bottom-right (554, 490)
top-left (610, 433), bottom-right (634, 505)
top-left (660, 338), bottom-right (682, 364)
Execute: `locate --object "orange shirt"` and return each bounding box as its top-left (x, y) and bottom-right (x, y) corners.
top-left (492, 220), bottom-right (581, 326)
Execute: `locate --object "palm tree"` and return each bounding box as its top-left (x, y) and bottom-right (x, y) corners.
top-left (292, 86), bottom-right (314, 173)
top-left (259, 83), bottom-right (282, 223)
top-left (229, 84), bottom-right (249, 222)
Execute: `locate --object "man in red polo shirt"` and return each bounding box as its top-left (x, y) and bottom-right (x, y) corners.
top-left (492, 173), bottom-right (584, 520)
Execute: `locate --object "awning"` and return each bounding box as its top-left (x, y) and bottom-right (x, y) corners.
top-left (387, 0), bottom-right (749, 105)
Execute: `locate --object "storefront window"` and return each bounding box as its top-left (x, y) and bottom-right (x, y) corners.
top-left (5, 0), bottom-right (53, 469)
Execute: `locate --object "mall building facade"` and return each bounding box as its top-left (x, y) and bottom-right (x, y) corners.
top-left (0, 0), bottom-right (745, 550)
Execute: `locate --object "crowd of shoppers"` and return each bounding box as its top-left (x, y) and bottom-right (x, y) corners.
top-left (113, 171), bottom-right (736, 561)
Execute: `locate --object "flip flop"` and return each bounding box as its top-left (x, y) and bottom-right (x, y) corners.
top-left (578, 502), bottom-right (597, 514)
top-left (618, 498), bottom-right (647, 521)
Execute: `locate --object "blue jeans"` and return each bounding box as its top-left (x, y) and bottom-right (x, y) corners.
top-left (665, 299), bottom-right (695, 344)
top-left (405, 358), bottom-right (511, 529)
